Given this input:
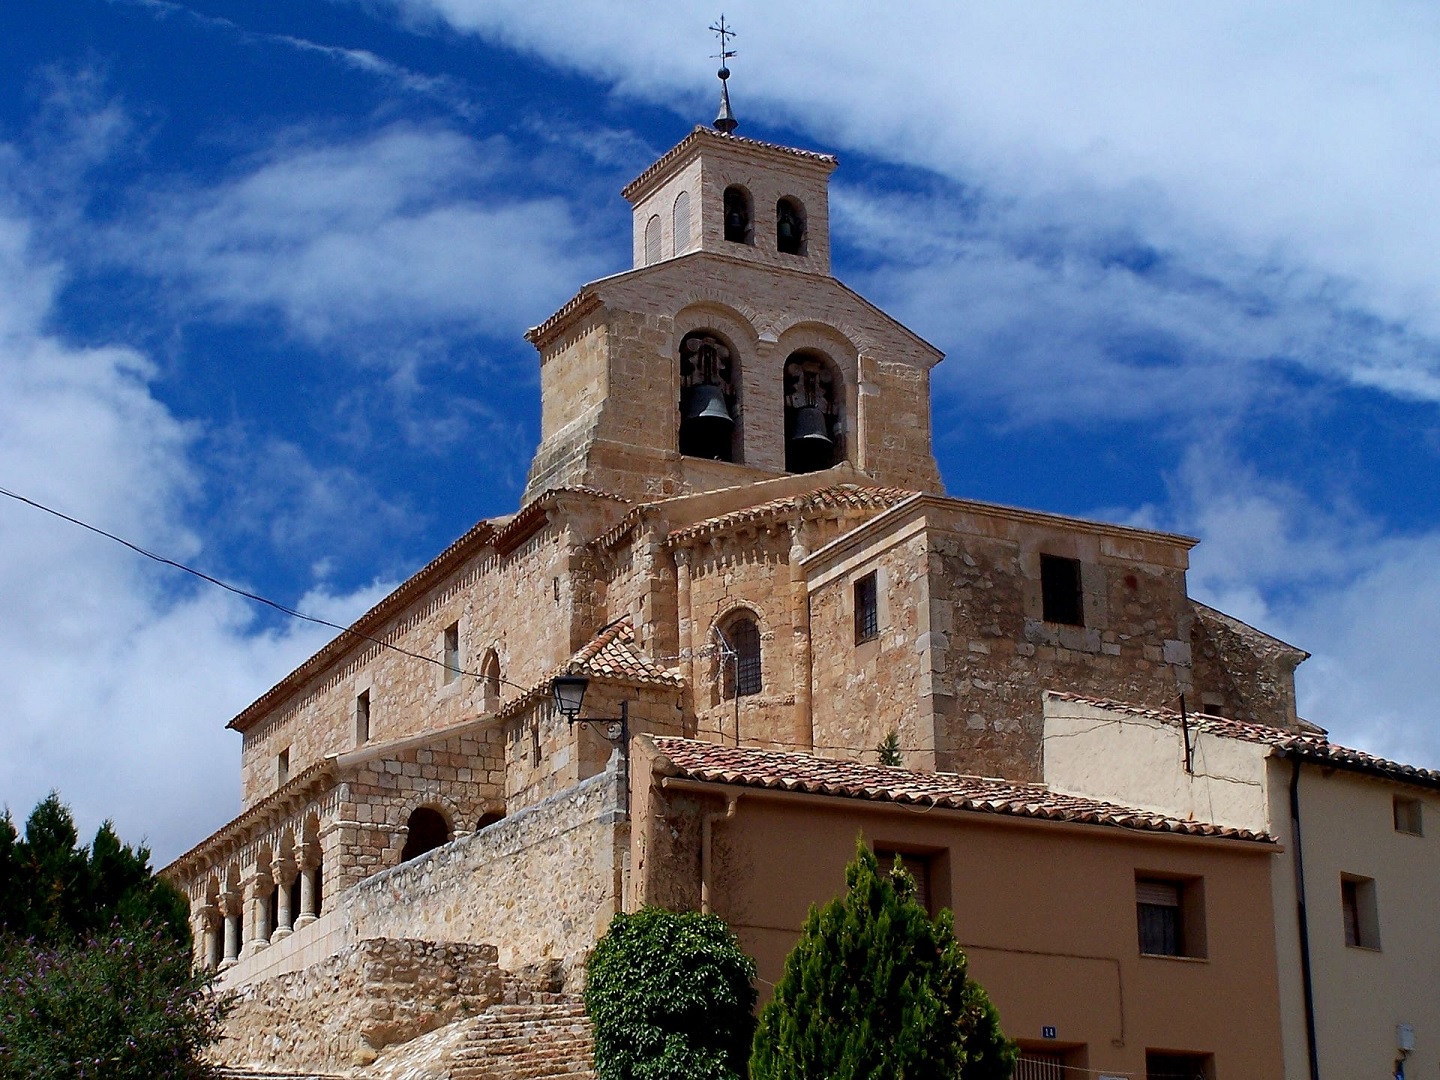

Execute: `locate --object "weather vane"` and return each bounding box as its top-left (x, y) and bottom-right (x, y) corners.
top-left (709, 15), bottom-right (738, 134)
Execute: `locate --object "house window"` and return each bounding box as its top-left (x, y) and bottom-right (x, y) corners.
top-left (1041, 554), bottom-right (1084, 626)
top-left (644, 214), bottom-right (662, 264)
top-left (443, 622), bottom-right (460, 684)
top-left (276, 748), bottom-right (289, 787)
top-left (354, 690), bottom-right (371, 746)
top-left (876, 848), bottom-right (932, 914)
top-left (1015, 1048), bottom-right (1086, 1080)
top-left (721, 614), bottom-right (762, 698)
top-left (854, 571), bottom-right (879, 643)
top-left (1341, 874), bottom-right (1380, 949)
top-left (1393, 795), bottom-right (1423, 835)
top-left (1136, 876), bottom-right (1206, 958)
top-left (1145, 1051), bottom-right (1213, 1079)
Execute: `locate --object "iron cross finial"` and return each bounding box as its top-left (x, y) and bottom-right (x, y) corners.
top-left (709, 15), bottom-right (738, 133)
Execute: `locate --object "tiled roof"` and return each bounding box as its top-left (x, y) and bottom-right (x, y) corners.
top-left (1049, 691), bottom-right (1440, 791)
top-left (668, 485), bottom-right (917, 544)
top-left (651, 737), bottom-right (1271, 843)
top-left (621, 125), bottom-right (837, 201)
top-left (564, 619), bottom-right (684, 687)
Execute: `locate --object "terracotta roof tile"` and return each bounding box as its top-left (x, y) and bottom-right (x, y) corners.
top-left (1049, 691), bottom-right (1440, 791)
top-left (564, 619), bottom-right (684, 687)
top-left (668, 485), bottom-right (917, 544)
top-left (621, 126), bottom-right (836, 202)
top-left (651, 737), bottom-right (1270, 842)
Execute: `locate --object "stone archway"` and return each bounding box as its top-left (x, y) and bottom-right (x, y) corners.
top-left (400, 806), bottom-right (452, 863)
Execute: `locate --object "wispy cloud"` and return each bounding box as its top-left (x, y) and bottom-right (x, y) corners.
top-left (107, 124), bottom-right (608, 348)
top-left (0, 160), bottom-right (393, 862)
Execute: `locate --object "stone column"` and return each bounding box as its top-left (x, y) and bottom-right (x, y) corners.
top-left (241, 875), bottom-right (270, 958)
top-left (195, 905), bottom-right (218, 970)
top-left (271, 863), bottom-right (295, 941)
top-left (294, 846), bottom-right (318, 929)
top-left (220, 892), bottom-right (241, 968)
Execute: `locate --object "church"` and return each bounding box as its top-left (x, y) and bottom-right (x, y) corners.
top-left (165, 72), bottom-right (1440, 1080)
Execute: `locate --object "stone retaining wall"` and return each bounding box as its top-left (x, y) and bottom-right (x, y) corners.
top-left (221, 937), bottom-right (502, 1074)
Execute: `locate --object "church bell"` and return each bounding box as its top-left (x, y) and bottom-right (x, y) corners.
top-left (684, 383), bottom-right (735, 429)
top-left (790, 404), bottom-right (832, 447)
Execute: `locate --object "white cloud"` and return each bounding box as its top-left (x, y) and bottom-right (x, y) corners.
top-left (375, 1), bottom-right (1440, 404)
top-left (0, 200), bottom-right (390, 864)
top-left (112, 124), bottom-right (608, 349)
top-left (1133, 445), bottom-right (1440, 770)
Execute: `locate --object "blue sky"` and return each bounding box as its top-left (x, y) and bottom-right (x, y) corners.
top-left (3, 0), bottom-right (1439, 861)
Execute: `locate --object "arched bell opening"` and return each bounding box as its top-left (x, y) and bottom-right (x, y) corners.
top-left (400, 806), bottom-right (452, 863)
top-left (784, 350), bottom-right (844, 473)
top-left (679, 329), bottom-right (740, 462)
top-left (776, 197), bottom-right (807, 256)
top-left (723, 185), bottom-right (753, 245)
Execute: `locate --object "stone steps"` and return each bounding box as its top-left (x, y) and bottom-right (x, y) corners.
top-left (447, 994), bottom-right (596, 1080)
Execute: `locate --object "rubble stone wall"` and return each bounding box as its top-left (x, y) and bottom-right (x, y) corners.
top-left (220, 937), bottom-right (502, 1074)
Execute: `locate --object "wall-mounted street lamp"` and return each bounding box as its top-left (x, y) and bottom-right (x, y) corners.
top-left (550, 674), bottom-right (628, 744)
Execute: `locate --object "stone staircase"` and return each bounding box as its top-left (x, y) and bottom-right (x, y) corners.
top-left (446, 990), bottom-right (595, 1080)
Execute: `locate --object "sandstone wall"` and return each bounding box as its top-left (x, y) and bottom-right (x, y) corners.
top-left (221, 937), bottom-right (502, 1074)
top-left (1189, 603), bottom-right (1304, 729)
top-left (239, 494), bottom-right (624, 808)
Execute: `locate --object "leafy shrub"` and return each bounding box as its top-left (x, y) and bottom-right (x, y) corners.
top-left (0, 925), bottom-right (229, 1080)
top-left (751, 837), bottom-right (1017, 1080)
top-left (586, 907), bottom-right (757, 1080)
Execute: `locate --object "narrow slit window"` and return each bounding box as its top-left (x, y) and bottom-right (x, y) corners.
top-left (854, 571), bottom-right (879, 643)
top-left (355, 690), bottom-right (371, 746)
top-left (443, 622), bottom-right (460, 684)
top-left (276, 748), bottom-right (289, 787)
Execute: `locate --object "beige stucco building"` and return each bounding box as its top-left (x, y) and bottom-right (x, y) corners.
top-left (1046, 691), bottom-right (1440, 1079)
top-left (159, 104), bottom-right (1425, 1080)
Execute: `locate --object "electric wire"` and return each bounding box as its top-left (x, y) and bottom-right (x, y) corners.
top-left (0, 484), bottom-right (537, 693)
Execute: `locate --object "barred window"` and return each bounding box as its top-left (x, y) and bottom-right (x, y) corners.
top-left (854, 571), bottom-right (879, 643)
top-left (722, 615), bottom-right (762, 698)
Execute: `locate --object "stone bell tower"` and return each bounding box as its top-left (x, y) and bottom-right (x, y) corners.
top-left (522, 80), bottom-right (944, 504)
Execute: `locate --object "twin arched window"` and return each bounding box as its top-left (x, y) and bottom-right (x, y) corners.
top-left (720, 186), bottom-right (806, 256)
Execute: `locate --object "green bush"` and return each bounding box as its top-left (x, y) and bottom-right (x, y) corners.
top-left (0, 928), bottom-right (228, 1080)
top-left (751, 838), bottom-right (1016, 1080)
top-left (586, 907), bottom-right (758, 1080)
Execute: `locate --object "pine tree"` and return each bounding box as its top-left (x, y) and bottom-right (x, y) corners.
top-left (750, 838), bottom-right (1016, 1080)
top-left (875, 730), bottom-right (902, 767)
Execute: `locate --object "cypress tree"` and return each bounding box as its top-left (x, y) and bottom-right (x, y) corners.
top-left (750, 837), bottom-right (1016, 1080)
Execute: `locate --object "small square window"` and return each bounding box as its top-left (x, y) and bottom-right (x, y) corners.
top-left (1136, 875), bottom-right (1206, 958)
top-left (854, 571), bottom-right (879, 644)
top-left (355, 690), bottom-right (371, 746)
top-left (443, 622), bottom-right (460, 684)
top-left (1393, 795), bottom-right (1422, 836)
top-left (876, 848), bottom-right (932, 914)
top-left (1342, 874), bottom-right (1380, 949)
top-left (276, 748), bottom-right (289, 787)
top-left (1041, 554), bottom-right (1084, 626)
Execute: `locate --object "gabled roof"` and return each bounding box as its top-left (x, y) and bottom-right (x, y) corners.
top-left (651, 737), bottom-right (1271, 843)
top-left (1049, 691), bottom-right (1440, 792)
top-left (563, 618), bottom-right (684, 688)
top-left (668, 485), bottom-right (917, 545)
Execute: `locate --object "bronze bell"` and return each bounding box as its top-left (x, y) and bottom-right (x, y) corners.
top-left (790, 404), bottom-right (832, 446)
top-left (726, 208), bottom-right (746, 240)
top-left (778, 216), bottom-right (795, 244)
top-left (684, 383), bottom-right (734, 428)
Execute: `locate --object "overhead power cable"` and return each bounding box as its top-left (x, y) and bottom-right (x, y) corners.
top-left (0, 483), bottom-right (534, 692)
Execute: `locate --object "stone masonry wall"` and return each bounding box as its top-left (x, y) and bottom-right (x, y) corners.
top-left (340, 756), bottom-right (626, 982)
top-left (1189, 603), bottom-right (1303, 729)
top-left (239, 495), bottom-right (625, 809)
top-left (220, 937), bottom-right (502, 1074)
top-left (809, 531), bottom-right (935, 768)
top-left (927, 519), bottom-right (1194, 781)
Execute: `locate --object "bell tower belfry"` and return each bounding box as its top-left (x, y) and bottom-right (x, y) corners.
top-left (522, 69), bottom-right (943, 504)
